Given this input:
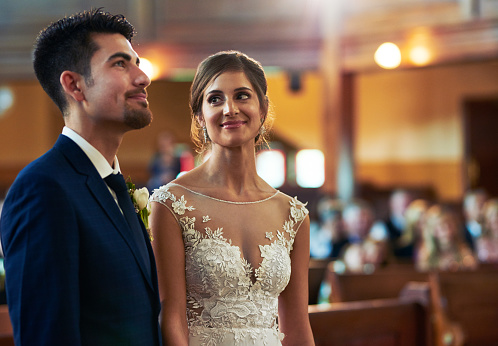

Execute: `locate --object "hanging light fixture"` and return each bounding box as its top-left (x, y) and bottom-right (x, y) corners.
top-left (374, 42), bottom-right (401, 69)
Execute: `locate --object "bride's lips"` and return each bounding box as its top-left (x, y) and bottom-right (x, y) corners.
top-left (220, 120), bottom-right (246, 129)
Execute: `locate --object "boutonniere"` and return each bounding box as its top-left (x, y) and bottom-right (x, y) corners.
top-left (126, 177), bottom-right (153, 241)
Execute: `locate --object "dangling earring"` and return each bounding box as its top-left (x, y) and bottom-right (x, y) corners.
top-left (259, 117), bottom-right (266, 136)
top-left (203, 126), bottom-right (210, 143)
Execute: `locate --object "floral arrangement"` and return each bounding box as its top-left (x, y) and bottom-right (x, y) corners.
top-left (126, 177), bottom-right (153, 241)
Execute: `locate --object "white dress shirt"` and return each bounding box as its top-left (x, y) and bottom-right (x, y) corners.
top-left (62, 126), bottom-right (122, 207)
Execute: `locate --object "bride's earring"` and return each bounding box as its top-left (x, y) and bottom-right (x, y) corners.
top-left (203, 126), bottom-right (210, 143)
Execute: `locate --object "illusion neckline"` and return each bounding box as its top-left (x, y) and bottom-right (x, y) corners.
top-left (167, 182), bottom-right (280, 205)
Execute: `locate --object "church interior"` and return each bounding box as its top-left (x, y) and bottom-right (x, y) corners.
top-left (1, 0), bottom-right (498, 345)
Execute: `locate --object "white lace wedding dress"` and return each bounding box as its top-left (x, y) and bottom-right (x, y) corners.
top-left (150, 183), bottom-right (309, 346)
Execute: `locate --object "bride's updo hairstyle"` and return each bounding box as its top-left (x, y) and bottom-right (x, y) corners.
top-left (189, 50), bottom-right (272, 154)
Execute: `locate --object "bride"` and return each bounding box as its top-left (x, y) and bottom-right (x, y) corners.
top-left (150, 50), bottom-right (315, 345)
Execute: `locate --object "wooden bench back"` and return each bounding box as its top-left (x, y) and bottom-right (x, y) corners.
top-left (327, 263), bottom-right (428, 302)
top-left (309, 298), bottom-right (427, 346)
top-left (429, 266), bottom-right (498, 346)
top-left (308, 259), bottom-right (330, 304)
top-left (0, 306), bottom-right (13, 346)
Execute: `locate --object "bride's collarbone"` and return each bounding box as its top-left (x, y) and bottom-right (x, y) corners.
top-left (183, 185), bottom-right (276, 203)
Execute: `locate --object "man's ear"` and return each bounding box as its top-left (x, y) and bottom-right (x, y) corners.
top-left (60, 71), bottom-right (85, 102)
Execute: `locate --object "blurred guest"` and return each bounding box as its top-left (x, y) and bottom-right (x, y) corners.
top-left (310, 196), bottom-right (347, 259)
top-left (400, 199), bottom-right (431, 262)
top-left (476, 198), bottom-right (498, 263)
top-left (338, 199), bottom-right (388, 273)
top-left (462, 188), bottom-right (488, 250)
top-left (147, 130), bottom-right (182, 191)
top-left (416, 204), bottom-right (477, 272)
top-left (0, 193), bottom-right (4, 303)
top-left (0, 194), bottom-right (3, 258)
top-left (385, 189), bottom-right (415, 259)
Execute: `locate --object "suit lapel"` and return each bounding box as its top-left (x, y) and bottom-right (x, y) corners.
top-left (54, 135), bottom-right (154, 290)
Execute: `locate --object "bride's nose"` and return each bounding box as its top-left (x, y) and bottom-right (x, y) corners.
top-left (223, 100), bottom-right (239, 116)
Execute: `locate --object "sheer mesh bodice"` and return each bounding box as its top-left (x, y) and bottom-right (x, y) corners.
top-left (150, 183), bottom-right (309, 346)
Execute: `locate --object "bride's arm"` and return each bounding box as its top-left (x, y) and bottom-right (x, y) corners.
top-left (150, 201), bottom-right (189, 346)
top-left (278, 215), bottom-right (315, 346)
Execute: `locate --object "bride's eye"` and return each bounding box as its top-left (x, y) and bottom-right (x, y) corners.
top-left (208, 95), bottom-right (223, 105)
top-left (237, 93), bottom-right (250, 100)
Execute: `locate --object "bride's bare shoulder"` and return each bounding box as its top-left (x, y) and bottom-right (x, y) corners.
top-left (170, 166), bottom-right (207, 189)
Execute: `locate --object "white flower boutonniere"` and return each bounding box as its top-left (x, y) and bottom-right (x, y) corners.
top-left (126, 178), bottom-right (153, 241)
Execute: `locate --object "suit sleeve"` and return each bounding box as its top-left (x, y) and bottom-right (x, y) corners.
top-left (1, 172), bottom-right (81, 345)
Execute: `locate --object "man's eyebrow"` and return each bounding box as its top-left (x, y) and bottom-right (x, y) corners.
top-left (107, 52), bottom-right (132, 62)
top-left (107, 52), bottom-right (140, 66)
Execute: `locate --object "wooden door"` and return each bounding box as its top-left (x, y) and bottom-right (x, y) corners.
top-left (463, 98), bottom-right (498, 196)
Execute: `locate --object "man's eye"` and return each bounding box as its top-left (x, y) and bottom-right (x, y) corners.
top-left (114, 60), bottom-right (125, 67)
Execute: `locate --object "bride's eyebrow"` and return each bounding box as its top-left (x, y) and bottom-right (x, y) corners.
top-left (234, 87), bottom-right (252, 92)
top-left (207, 87), bottom-right (252, 94)
top-left (206, 89), bottom-right (223, 95)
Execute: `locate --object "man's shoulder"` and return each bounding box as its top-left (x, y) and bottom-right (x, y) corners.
top-left (11, 138), bottom-right (87, 192)
top-left (17, 147), bottom-right (67, 179)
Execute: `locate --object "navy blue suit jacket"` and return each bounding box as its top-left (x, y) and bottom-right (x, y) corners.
top-left (0, 135), bottom-right (162, 345)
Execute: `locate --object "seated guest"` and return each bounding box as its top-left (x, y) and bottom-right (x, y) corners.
top-left (395, 199), bottom-right (431, 263)
top-left (310, 196), bottom-right (347, 259)
top-left (147, 130), bottom-right (183, 191)
top-left (338, 199), bottom-right (388, 273)
top-left (476, 198), bottom-right (498, 263)
top-left (416, 204), bottom-right (477, 272)
top-left (384, 189), bottom-right (415, 259)
top-left (462, 188), bottom-right (488, 250)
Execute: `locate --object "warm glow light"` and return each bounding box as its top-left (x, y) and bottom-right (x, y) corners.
top-left (409, 45), bottom-right (432, 66)
top-left (407, 27), bottom-right (434, 67)
top-left (296, 149), bottom-right (324, 188)
top-left (374, 42), bottom-right (401, 69)
top-left (256, 150), bottom-right (286, 188)
top-left (139, 57), bottom-right (160, 81)
top-left (0, 87), bottom-right (14, 117)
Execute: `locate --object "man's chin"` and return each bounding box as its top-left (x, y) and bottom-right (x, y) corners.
top-left (124, 108), bottom-right (153, 130)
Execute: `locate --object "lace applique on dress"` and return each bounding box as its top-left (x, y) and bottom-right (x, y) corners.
top-left (151, 183), bottom-right (309, 346)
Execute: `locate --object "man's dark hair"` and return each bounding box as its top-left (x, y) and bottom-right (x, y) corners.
top-left (33, 8), bottom-right (135, 115)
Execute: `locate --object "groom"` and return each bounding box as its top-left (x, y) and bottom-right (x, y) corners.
top-left (0, 9), bottom-right (161, 345)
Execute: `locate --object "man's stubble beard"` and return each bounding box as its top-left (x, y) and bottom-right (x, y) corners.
top-left (84, 73), bottom-right (153, 130)
top-left (124, 104), bottom-right (153, 130)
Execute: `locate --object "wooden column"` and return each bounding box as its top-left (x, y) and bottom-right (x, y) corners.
top-left (320, 2), bottom-right (355, 199)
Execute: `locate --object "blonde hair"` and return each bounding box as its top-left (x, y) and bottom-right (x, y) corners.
top-left (482, 198), bottom-right (498, 237)
top-left (398, 199), bottom-right (430, 247)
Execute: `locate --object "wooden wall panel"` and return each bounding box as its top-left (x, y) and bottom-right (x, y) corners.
top-left (356, 160), bottom-right (462, 202)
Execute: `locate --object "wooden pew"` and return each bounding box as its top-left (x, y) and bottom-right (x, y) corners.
top-left (309, 298), bottom-right (428, 346)
top-left (0, 306), bottom-right (13, 346)
top-left (308, 259), bottom-right (330, 304)
top-left (429, 267), bottom-right (498, 346)
top-left (325, 262), bottom-right (428, 303)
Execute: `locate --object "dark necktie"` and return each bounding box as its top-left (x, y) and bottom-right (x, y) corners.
top-left (104, 173), bottom-right (151, 276)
